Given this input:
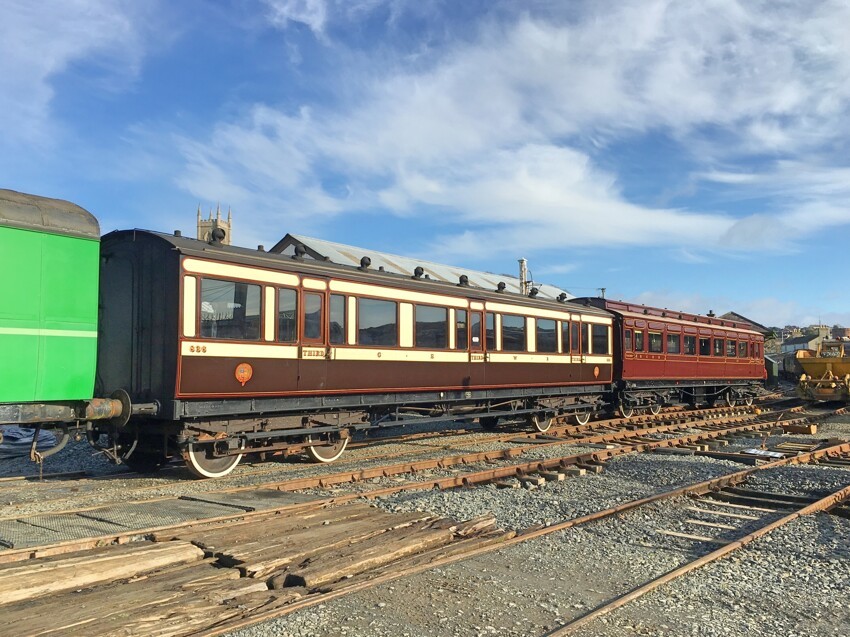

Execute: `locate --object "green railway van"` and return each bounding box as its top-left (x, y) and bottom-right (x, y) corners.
top-left (0, 189), bottom-right (100, 403)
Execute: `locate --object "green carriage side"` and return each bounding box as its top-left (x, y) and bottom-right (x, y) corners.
top-left (0, 189), bottom-right (100, 404)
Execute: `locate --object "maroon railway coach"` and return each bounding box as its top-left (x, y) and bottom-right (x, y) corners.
top-left (574, 298), bottom-right (765, 418)
top-left (95, 230), bottom-right (615, 477)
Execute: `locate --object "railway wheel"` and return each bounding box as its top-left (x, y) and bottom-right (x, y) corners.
top-left (573, 410), bottom-right (592, 425)
top-left (743, 396), bottom-right (754, 407)
top-left (648, 403), bottom-right (662, 416)
top-left (724, 392), bottom-right (736, 408)
top-left (529, 414), bottom-right (552, 433)
top-left (184, 442), bottom-right (243, 479)
top-left (306, 435), bottom-right (349, 463)
top-left (618, 403), bottom-right (634, 419)
top-left (479, 416), bottom-right (499, 431)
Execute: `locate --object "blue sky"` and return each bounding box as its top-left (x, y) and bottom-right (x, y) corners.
top-left (3, 0), bottom-right (850, 328)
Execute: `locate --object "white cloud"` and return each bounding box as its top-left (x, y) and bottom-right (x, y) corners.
top-left (265, 0), bottom-right (328, 34)
top-left (630, 291), bottom-right (791, 328)
top-left (0, 0), bottom-right (156, 145)
top-left (175, 1), bottom-right (850, 250)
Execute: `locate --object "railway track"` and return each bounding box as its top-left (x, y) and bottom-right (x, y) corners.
top-left (2, 422), bottom-right (846, 636)
top-left (0, 404), bottom-right (839, 555)
top-left (0, 401), bottom-right (817, 527)
top-left (0, 398), bottom-right (796, 513)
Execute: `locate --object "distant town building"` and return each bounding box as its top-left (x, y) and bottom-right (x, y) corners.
top-left (832, 327), bottom-right (850, 339)
top-left (197, 204), bottom-right (232, 245)
top-left (781, 327), bottom-right (830, 354)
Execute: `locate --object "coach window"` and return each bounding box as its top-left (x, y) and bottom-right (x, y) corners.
top-left (303, 293), bottom-right (323, 341)
top-left (684, 335), bottom-right (696, 355)
top-left (485, 313), bottom-right (496, 350)
top-left (649, 332), bottom-right (663, 353)
top-left (634, 330), bottom-right (645, 352)
top-left (470, 312), bottom-right (482, 349)
top-left (667, 333), bottom-right (681, 354)
top-left (502, 314), bottom-right (526, 352)
top-left (592, 324), bottom-right (609, 355)
top-left (561, 321), bottom-right (571, 354)
top-left (727, 339), bottom-right (737, 357)
top-left (738, 341), bottom-right (748, 358)
top-left (714, 338), bottom-right (725, 356)
top-left (456, 309), bottom-right (468, 350)
top-left (415, 305), bottom-right (448, 348)
top-left (200, 278), bottom-right (261, 340)
top-left (278, 288), bottom-right (298, 342)
top-left (537, 318), bottom-right (557, 353)
top-left (571, 322), bottom-right (581, 353)
top-left (699, 337), bottom-right (711, 356)
top-left (581, 323), bottom-right (590, 354)
top-left (358, 298), bottom-right (398, 346)
top-left (329, 294), bottom-right (346, 345)
top-left (624, 329), bottom-right (633, 352)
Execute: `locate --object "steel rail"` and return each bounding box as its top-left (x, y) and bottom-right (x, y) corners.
top-left (547, 483), bottom-right (850, 635)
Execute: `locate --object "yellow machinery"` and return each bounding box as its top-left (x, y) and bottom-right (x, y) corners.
top-left (797, 340), bottom-right (850, 402)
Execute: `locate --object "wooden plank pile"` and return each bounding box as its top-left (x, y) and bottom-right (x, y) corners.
top-left (0, 502), bottom-right (511, 637)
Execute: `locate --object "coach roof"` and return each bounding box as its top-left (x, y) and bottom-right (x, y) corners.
top-left (0, 189), bottom-right (100, 240)
top-left (111, 229), bottom-right (612, 319)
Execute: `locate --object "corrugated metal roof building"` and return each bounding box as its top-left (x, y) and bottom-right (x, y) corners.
top-left (270, 233), bottom-right (573, 301)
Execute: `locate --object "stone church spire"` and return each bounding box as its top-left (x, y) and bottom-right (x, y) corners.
top-left (196, 202), bottom-right (233, 245)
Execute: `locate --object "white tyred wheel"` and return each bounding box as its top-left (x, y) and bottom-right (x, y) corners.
top-left (573, 410), bottom-right (591, 425)
top-left (185, 442), bottom-right (242, 479)
top-left (306, 435), bottom-right (349, 463)
top-left (529, 414), bottom-right (552, 433)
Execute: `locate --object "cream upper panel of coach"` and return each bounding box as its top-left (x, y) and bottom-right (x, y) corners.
top-left (183, 257), bottom-right (612, 325)
top-left (329, 279), bottom-right (470, 309)
top-left (485, 300), bottom-right (612, 325)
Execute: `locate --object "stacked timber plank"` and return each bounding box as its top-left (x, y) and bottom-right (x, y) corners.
top-left (0, 502), bottom-right (510, 637)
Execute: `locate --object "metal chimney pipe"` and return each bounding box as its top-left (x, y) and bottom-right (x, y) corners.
top-left (518, 258), bottom-right (528, 296)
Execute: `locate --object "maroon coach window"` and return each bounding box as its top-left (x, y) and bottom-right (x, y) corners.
top-left (624, 329), bottom-right (633, 351)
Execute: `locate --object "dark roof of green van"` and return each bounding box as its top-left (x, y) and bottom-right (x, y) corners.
top-left (0, 189), bottom-right (100, 239)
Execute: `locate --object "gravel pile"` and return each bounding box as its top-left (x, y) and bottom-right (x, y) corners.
top-left (375, 453), bottom-right (745, 531)
top-left (742, 464), bottom-right (850, 497)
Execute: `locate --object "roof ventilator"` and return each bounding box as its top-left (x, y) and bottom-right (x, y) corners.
top-left (359, 256), bottom-right (371, 271)
top-left (209, 227), bottom-right (226, 246)
top-left (496, 282), bottom-right (506, 293)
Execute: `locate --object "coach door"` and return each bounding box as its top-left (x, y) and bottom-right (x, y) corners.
top-left (298, 282), bottom-right (328, 391)
top-left (468, 307), bottom-right (486, 385)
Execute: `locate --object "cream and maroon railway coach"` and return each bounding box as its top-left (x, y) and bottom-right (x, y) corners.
top-left (96, 229), bottom-right (614, 477)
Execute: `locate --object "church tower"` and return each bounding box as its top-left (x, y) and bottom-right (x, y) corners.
top-left (196, 203), bottom-right (232, 245)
